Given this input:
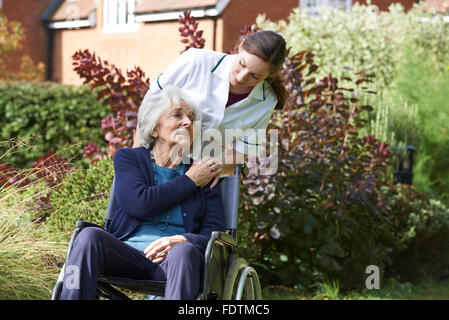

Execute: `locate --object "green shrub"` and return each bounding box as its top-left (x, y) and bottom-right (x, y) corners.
top-left (257, 4), bottom-right (449, 204)
top-left (257, 4), bottom-right (449, 91)
top-left (385, 43), bottom-right (449, 204)
top-left (236, 34), bottom-right (449, 292)
top-left (46, 156), bottom-right (114, 239)
top-left (238, 50), bottom-right (393, 292)
top-left (0, 82), bottom-right (111, 169)
top-left (383, 185), bottom-right (449, 283)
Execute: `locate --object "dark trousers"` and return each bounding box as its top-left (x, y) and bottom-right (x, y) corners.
top-left (59, 227), bottom-right (203, 300)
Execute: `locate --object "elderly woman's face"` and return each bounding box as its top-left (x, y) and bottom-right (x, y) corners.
top-left (151, 100), bottom-right (195, 150)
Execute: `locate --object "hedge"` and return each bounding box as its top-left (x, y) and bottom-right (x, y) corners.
top-left (0, 82), bottom-right (111, 169)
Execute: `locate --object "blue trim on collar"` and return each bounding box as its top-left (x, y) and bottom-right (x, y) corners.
top-left (263, 82), bottom-right (265, 100)
top-left (211, 54), bottom-right (227, 73)
top-left (239, 137), bottom-right (260, 146)
top-left (157, 73), bottom-right (163, 90)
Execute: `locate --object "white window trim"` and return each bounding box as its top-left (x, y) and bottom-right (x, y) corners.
top-left (299, 0), bottom-right (352, 16)
top-left (135, 0), bottom-right (231, 22)
top-left (48, 19), bottom-right (91, 29)
top-left (421, 15), bottom-right (449, 23)
top-left (103, 0), bottom-right (138, 34)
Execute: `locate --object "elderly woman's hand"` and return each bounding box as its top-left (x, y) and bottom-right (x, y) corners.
top-left (144, 235), bottom-right (188, 263)
top-left (185, 157), bottom-right (222, 188)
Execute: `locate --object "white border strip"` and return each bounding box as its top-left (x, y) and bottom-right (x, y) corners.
top-left (47, 19), bottom-right (91, 29)
top-left (421, 15), bottom-right (449, 23)
top-left (135, 0), bottom-right (231, 22)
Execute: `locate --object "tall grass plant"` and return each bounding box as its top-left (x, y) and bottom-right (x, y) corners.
top-left (0, 181), bottom-right (66, 299)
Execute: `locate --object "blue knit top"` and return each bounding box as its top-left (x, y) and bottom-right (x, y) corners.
top-left (123, 162), bottom-right (186, 252)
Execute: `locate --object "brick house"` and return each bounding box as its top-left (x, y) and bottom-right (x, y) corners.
top-left (45, 0), bottom-right (301, 85)
top-left (1, 0), bottom-right (446, 85)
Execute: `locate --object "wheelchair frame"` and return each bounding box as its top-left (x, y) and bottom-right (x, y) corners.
top-left (51, 165), bottom-right (262, 300)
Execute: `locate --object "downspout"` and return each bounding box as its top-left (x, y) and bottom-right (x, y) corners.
top-left (212, 16), bottom-right (217, 51)
top-left (41, 0), bottom-right (64, 81)
top-left (45, 28), bottom-right (53, 81)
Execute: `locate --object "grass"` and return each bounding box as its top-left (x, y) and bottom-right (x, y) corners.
top-left (262, 278), bottom-right (449, 300)
top-left (0, 181), bottom-right (66, 299)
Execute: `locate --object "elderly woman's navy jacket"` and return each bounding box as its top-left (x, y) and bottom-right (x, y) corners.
top-left (108, 147), bottom-right (226, 255)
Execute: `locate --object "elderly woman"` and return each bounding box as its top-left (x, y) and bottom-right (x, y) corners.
top-left (60, 85), bottom-right (226, 300)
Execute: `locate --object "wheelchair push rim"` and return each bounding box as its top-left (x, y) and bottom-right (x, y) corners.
top-left (222, 257), bottom-right (262, 300)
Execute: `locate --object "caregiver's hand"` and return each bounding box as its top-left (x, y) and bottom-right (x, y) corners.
top-left (208, 146), bottom-right (244, 189)
top-left (144, 235), bottom-right (188, 263)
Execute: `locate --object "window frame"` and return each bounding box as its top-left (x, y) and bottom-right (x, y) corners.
top-left (103, 0), bottom-right (138, 33)
top-left (299, 0), bottom-right (353, 16)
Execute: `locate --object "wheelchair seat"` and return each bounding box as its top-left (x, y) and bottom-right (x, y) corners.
top-left (98, 276), bottom-right (166, 297)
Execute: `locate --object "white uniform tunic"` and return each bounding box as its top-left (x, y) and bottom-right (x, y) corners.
top-left (145, 48), bottom-right (278, 156)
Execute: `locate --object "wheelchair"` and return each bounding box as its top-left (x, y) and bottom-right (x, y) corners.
top-left (51, 165), bottom-right (262, 300)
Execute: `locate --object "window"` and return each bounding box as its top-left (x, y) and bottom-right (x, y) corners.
top-left (300, 0), bottom-right (352, 16)
top-left (103, 0), bottom-right (138, 33)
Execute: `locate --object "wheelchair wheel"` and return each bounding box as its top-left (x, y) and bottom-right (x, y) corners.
top-left (222, 257), bottom-right (262, 300)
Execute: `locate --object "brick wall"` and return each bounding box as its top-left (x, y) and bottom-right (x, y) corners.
top-left (221, 0), bottom-right (299, 53)
top-left (354, 0), bottom-right (417, 11)
top-left (1, 0), bottom-right (54, 75)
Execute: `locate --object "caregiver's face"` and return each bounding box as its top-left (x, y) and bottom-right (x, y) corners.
top-left (151, 100), bottom-right (195, 149)
top-left (229, 49), bottom-right (271, 89)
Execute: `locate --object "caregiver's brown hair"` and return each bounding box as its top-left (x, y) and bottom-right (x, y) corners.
top-left (241, 30), bottom-right (288, 110)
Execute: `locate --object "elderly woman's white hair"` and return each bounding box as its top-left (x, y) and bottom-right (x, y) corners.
top-left (137, 85), bottom-right (201, 149)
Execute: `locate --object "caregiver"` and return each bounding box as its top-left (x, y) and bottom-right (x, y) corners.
top-left (135, 30), bottom-right (287, 186)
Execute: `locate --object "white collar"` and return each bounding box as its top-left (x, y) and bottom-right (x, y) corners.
top-left (211, 53), bottom-right (233, 81)
top-left (212, 54), bottom-right (266, 101)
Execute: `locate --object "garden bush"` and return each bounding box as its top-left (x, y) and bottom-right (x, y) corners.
top-left (382, 184), bottom-right (449, 284)
top-left (0, 12), bottom-right (45, 82)
top-left (381, 42), bottom-right (449, 204)
top-left (256, 4), bottom-right (449, 204)
top-left (237, 41), bottom-right (449, 292)
top-left (46, 156), bottom-right (114, 239)
top-left (0, 82), bottom-right (111, 169)
top-left (72, 50), bottom-right (150, 157)
top-left (237, 49), bottom-right (394, 291)
top-left (257, 4), bottom-right (449, 91)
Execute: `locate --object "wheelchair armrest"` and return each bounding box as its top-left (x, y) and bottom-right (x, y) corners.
top-left (210, 231), bottom-right (236, 247)
top-left (75, 220), bottom-right (103, 230)
top-left (63, 221), bottom-right (104, 259)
